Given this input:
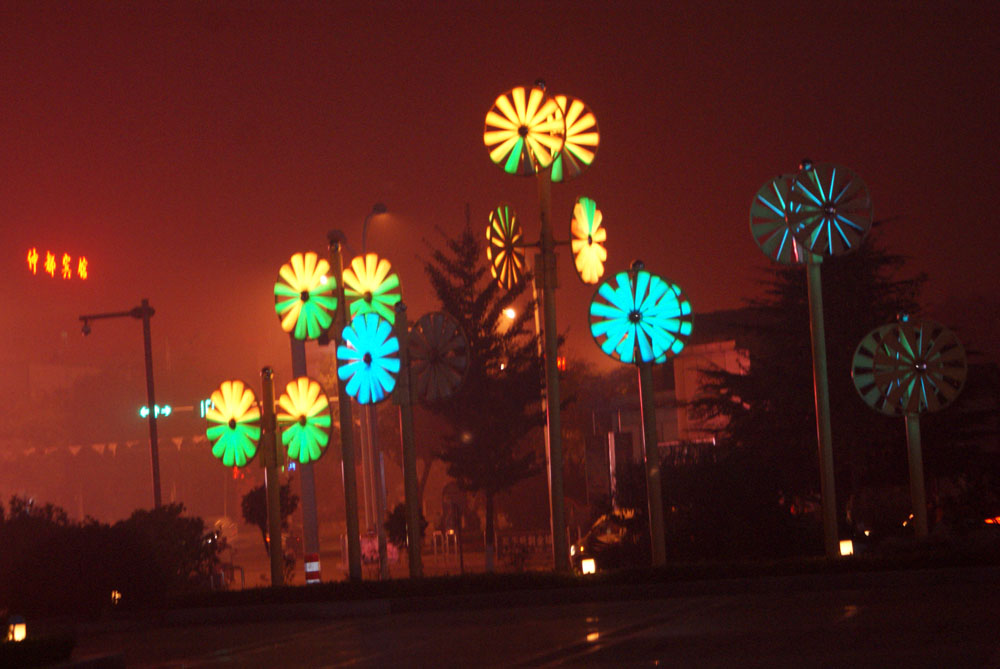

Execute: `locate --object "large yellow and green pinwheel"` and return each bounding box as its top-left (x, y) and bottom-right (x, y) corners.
top-left (277, 376), bottom-right (332, 464)
top-left (551, 95), bottom-right (599, 183)
top-left (342, 253), bottom-right (401, 325)
top-left (483, 85), bottom-right (565, 176)
top-left (274, 252), bottom-right (337, 340)
top-left (570, 197), bottom-right (607, 284)
top-left (206, 380), bottom-right (261, 467)
top-left (486, 204), bottom-right (525, 290)
top-left (589, 266), bottom-right (693, 365)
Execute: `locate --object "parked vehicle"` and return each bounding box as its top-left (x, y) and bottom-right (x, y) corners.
top-left (570, 508), bottom-right (649, 573)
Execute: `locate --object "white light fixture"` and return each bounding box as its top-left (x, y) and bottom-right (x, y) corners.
top-left (839, 539), bottom-right (854, 556)
top-left (581, 558), bottom-right (596, 574)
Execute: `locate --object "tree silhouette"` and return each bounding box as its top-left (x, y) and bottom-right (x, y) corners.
top-left (422, 220), bottom-right (544, 570)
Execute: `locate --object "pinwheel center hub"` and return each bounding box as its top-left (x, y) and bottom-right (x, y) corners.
top-left (518, 125), bottom-right (528, 137)
top-left (363, 352), bottom-right (373, 364)
top-left (915, 360), bottom-right (928, 372)
top-left (298, 416), bottom-right (307, 426)
top-left (628, 310), bottom-right (642, 324)
top-left (228, 419), bottom-right (237, 429)
top-left (823, 204), bottom-right (837, 216)
top-left (300, 290), bottom-right (310, 302)
top-left (364, 291), bottom-right (373, 303)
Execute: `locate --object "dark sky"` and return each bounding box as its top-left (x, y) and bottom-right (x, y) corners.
top-left (3, 2), bottom-right (999, 418)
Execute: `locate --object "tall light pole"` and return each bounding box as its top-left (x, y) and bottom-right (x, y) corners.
top-left (79, 298), bottom-right (162, 509)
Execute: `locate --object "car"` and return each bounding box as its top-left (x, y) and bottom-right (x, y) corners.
top-left (570, 507), bottom-right (649, 573)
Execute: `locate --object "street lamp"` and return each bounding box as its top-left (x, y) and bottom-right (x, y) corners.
top-left (78, 298), bottom-right (162, 509)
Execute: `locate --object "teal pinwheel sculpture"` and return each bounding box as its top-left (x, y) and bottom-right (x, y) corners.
top-left (337, 313), bottom-right (401, 404)
top-left (589, 264), bottom-right (693, 364)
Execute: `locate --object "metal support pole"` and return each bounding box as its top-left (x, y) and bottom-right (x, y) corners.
top-left (537, 173), bottom-right (569, 572)
top-left (905, 413), bottom-right (928, 539)
top-left (369, 402), bottom-right (389, 579)
top-left (805, 258), bottom-right (839, 558)
top-left (328, 231), bottom-right (362, 581)
top-left (394, 301), bottom-right (423, 577)
top-left (290, 338), bottom-right (321, 568)
top-left (637, 361), bottom-right (666, 566)
top-left (261, 367), bottom-right (285, 586)
top-left (139, 299), bottom-right (162, 510)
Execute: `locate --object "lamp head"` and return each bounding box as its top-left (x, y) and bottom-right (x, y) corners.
top-left (372, 203), bottom-right (387, 215)
top-left (81, 320), bottom-right (91, 336)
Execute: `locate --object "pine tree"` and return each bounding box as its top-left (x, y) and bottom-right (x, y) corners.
top-left (422, 221), bottom-right (545, 570)
top-left (681, 229), bottom-right (927, 553)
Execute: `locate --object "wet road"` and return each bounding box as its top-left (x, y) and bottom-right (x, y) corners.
top-left (73, 567), bottom-right (1000, 667)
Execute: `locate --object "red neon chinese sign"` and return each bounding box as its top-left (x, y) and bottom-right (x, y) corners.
top-left (27, 248), bottom-right (89, 280)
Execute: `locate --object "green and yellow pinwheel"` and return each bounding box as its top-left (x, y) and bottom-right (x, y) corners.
top-left (206, 380), bottom-right (261, 467)
top-left (277, 376), bottom-right (332, 464)
top-left (551, 95), bottom-right (599, 183)
top-left (274, 252), bottom-right (337, 340)
top-left (570, 197), bottom-right (607, 284)
top-left (343, 253), bottom-right (401, 324)
top-left (483, 85), bottom-right (565, 176)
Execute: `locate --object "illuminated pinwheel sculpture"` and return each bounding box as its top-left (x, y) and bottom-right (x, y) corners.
top-left (408, 311), bottom-right (469, 403)
top-left (486, 204), bottom-right (526, 290)
top-left (570, 197), bottom-right (607, 284)
top-left (852, 317), bottom-right (967, 417)
top-left (852, 316), bottom-right (967, 538)
top-left (551, 95), bottom-right (599, 183)
top-left (749, 175), bottom-right (812, 265)
top-left (483, 85), bottom-right (565, 176)
top-left (589, 266), bottom-right (693, 365)
top-left (205, 380), bottom-right (261, 467)
top-left (337, 312), bottom-right (401, 404)
top-left (749, 159), bottom-right (874, 558)
top-left (277, 376), bottom-right (332, 464)
top-left (789, 161), bottom-right (873, 257)
top-left (588, 262), bottom-right (692, 567)
top-left (342, 253), bottom-right (401, 324)
top-left (274, 252), bottom-right (337, 340)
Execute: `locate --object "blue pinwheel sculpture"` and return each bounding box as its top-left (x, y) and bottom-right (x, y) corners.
top-left (337, 312), bottom-right (401, 404)
top-left (589, 266), bottom-right (693, 364)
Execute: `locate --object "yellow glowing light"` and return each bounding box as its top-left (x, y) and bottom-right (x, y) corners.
top-left (586, 632), bottom-right (600, 643)
top-left (570, 197), bottom-right (607, 284)
top-left (503, 307), bottom-right (516, 320)
top-left (342, 253), bottom-right (401, 324)
top-left (6, 616), bottom-right (26, 642)
top-left (111, 590), bottom-right (122, 605)
top-left (27, 248), bottom-right (39, 274)
top-left (484, 86), bottom-right (565, 176)
top-left (61, 253), bottom-right (72, 279)
top-left (839, 539), bottom-right (854, 556)
top-left (44, 251), bottom-right (56, 277)
top-left (581, 558), bottom-right (596, 574)
top-left (77, 256), bottom-right (88, 279)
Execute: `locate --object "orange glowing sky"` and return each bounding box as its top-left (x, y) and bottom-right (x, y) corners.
top-left (3, 2), bottom-right (998, 419)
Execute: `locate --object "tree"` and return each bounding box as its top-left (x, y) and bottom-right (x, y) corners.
top-left (422, 221), bottom-right (545, 570)
top-left (240, 480), bottom-right (299, 557)
top-left (685, 230), bottom-right (926, 552)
